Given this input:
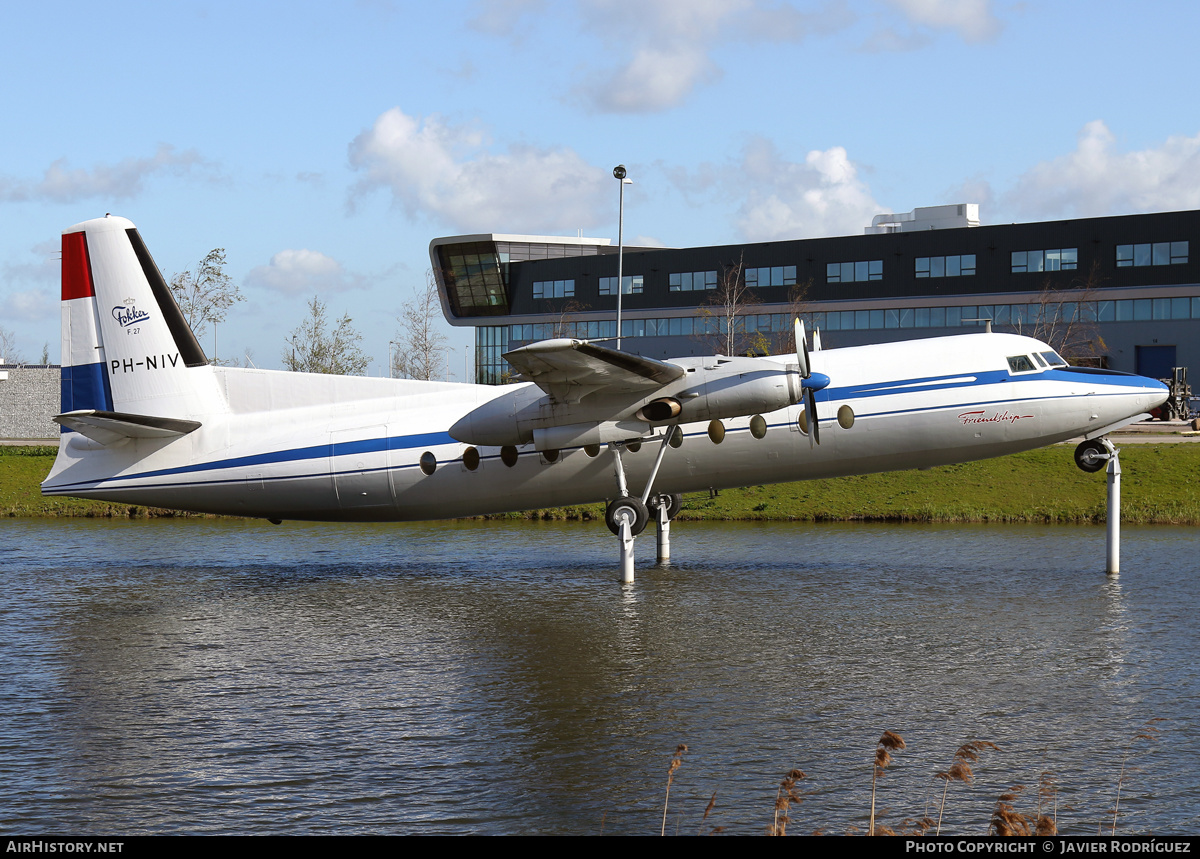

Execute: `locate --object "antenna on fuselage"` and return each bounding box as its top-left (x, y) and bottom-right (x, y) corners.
top-left (963, 317), bottom-right (993, 333)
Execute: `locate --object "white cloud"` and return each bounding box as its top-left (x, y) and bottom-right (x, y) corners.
top-left (585, 43), bottom-right (720, 113)
top-left (1006, 121), bottom-right (1200, 219)
top-left (246, 249), bottom-right (366, 296)
top-left (732, 137), bottom-right (884, 240)
top-left (0, 145), bottom-right (214, 203)
top-left (0, 289), bottom-right (57, 324)
top-left (467, 0), bottom-right (546, 36)
top-left (576, 0), bottom-right (853, 113)
top-left (1, 240), bottom-right (61, 324)
top-left (347, 107), bottom-right (609, 233)
top-left (881, 0), bottom-right (1002, 43)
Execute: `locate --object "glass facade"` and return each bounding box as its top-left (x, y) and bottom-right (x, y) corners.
top-left (826, 260), bottom-right (883, 283)
top-left (1116, 241), bottom-right (1188, 267)
top-left (1011, 248), bottom-right (1078, 273)
top-left (669, 270), bottom-right (717, 292)
top-left (435, 241), bottom-right (510, 317)
top-left (598, 275), bottom-right (643, 295)
top-left (532, 279), bottom-right (574, 299)
top-left (744, 266), bottom-right (797, 288)
top-left (915, 254), bottom-right (976, 278)
top-left (487, 293), bottom-right (1200, 366)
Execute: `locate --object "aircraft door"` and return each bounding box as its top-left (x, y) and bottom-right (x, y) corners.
top-left (331, 426), bottom-right (397, 514)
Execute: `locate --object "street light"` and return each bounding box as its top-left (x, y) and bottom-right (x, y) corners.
top-left (614, 164), bottom-right (632, 350)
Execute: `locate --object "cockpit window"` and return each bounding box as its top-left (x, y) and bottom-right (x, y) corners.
top-left (1039, 350), bottom-right (1068, 367)
top-left (1032, 352), bottom-right (1048, 367)
top-left (1007, 355), bottom-right (1036, 373)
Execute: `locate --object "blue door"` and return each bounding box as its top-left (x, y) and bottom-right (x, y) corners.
top-left (1136, 345), bottom-right (1176, 380)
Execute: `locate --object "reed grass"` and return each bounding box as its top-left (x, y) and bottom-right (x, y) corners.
top-left (656, 719), bottom-right (1166, 836)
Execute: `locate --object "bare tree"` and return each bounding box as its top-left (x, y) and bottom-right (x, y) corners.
top-left (283, 296), bottom-right (370, 375)
top-left (551, 299), bottom-right (590, 339)
top-left (1012, 261), bottom-right (1106, 366)
top-left (391, 272), bottom-right (448, 380)
top-left (0, 326), bottom-right (23, 363)
top-left (773, 278), bottom-right (812, 355)
top-left (170, 248), bottom-right (243, 361)
top-left (697, 253), bottom-right (767, 356)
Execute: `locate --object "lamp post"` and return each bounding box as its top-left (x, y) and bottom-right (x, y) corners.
top-left (614, 164), bottom-right (632, 350)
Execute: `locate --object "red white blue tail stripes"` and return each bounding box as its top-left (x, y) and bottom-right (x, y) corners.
top-left (59, 228), bottom-right (113, 415)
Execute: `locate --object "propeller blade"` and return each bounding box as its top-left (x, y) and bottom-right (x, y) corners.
top-left (794, 318), bottom-right (810, 379)
top-left (812, 327), bottom-right (822, 352)
top-left (806, 387), bottom-right (821, 446)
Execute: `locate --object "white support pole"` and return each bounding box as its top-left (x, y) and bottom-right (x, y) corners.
top-left (620, 520), bottom-right (635, 584)
top-left (655, 501), bottom-right (671, 564)
top-left (1106, 449), bottom-right (1121, 576)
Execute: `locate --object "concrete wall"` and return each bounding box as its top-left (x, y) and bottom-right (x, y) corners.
top-left (0, 365), bottom-right (59, 440)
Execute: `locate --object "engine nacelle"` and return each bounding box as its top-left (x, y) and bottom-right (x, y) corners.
top-left (676, 365), bottom-right (800, 424)
top-left (448, 357), bottom-right (803, 450)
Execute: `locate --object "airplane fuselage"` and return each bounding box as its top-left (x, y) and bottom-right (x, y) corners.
top-left (43, 332), bottom-right (1167, 522)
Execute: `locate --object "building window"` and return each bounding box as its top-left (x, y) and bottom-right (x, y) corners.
top-left (744, 266), bottom-right (797, 288)
top-left (476, 324), bottom-right (510, 384)
top-left (915, 254), bottom-right (976, 278)
top-left (532, 279), bottom-right (574, 299)
top-left (826, 260), bottom-right (882, 283)
top-left (1011, 248), bottom-right (1077, 273)
top-left (1116, 241), bottom-right (1188, 267)
top-left (598, 275), bottom-right (643, 295)
top-left (669, 270), bottom-right (717, 292)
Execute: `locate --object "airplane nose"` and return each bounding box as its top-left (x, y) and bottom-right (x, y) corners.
top-left (1136, 375), bottom-right (1170, 412)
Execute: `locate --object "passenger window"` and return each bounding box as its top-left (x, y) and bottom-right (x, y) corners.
top-left (1007, 355), bottom-right (1036, 373)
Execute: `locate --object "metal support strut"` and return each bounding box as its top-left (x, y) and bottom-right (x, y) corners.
top-left (608, 428), bottom-right (678, 583)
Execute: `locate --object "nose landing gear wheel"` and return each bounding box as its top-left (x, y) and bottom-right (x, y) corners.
top-left (606, 496), bottom-right (649, 536)
top-left (1074, 439), bottom-right (1109, 473)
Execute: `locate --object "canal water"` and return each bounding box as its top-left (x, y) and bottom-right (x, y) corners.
top-left (0, 518), bottom-right (1196, 835)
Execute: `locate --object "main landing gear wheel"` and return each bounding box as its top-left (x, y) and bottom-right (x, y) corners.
top-left (606, 496), bottom-right (649, 537)
top-left (1074, 439), bottom-right (1109, 473)
top-left (648, 492), bottom-right (683, 521)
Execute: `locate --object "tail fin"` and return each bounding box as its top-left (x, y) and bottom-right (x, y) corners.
top-left (59, 216), bottom-right (225, 420)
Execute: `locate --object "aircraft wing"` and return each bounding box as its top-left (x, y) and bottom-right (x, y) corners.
top-left (503, 338), bottom-right (686, 402)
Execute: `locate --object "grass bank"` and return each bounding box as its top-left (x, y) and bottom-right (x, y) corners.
top-left (7, 442), bottom-right (1198, 524)
top-left (0, 446), bottom-right (218, 519)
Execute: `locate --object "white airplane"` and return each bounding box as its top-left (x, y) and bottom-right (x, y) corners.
top-left (44, 215), bottom-right (1168, 574)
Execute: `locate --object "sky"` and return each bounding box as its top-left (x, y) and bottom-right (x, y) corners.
top-left (3, 0), bottom-right (1200, 377)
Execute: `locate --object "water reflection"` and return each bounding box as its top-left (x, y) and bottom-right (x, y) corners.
top-left (0, 519), bottom-right (1197, 834)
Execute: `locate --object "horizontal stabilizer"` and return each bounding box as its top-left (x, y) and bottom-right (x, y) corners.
top-left (53, 409), bottom-right (202, 445)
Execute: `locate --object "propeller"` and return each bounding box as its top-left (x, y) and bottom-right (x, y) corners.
top-left (794, 319), bottom-right (830, 445)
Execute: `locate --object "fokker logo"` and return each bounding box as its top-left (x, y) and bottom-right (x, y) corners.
top-left (958, 410), bottom-right (1034, 424)
top-left (112, 299), bottom-right (151, 328)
